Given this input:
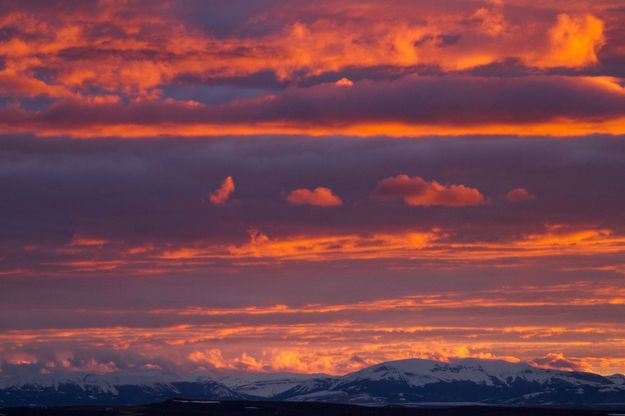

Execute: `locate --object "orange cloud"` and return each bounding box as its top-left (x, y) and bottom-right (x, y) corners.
top-left (6, 223), bottom-right (625, 280)
top-left (247, 225), bottom-right (621, 263)
top-left (151, 283), bottom-right (625, 318)
top-left (375, 175), bottom-right (486, 207)
top-left (515, 226), bottom-right (615, 249)
top-left (0, 3), bottom-right (611, 112)
top-left (209, 176), bottom-right (235, 205)
top-left (534, 14), bottom-right (605, 68)
top-left (506, 187), bottom-right (535, 202)
top-left (3, 74), bottom-right (625, 138)
top-left (69, 234), bottom-right (110, 247)
top-left (0, 70), bottom-right (73, 98)
top-left (8, 118), bottom-right (625, 139)
top-left (3, 321), bottom-right (625, 375)
top-left (472, 2), bottom-right (505, 37)
top-left (287, 187), bottom-right (343, 207)
top-left (335, 77), bottom-right (354, 87)
top-left (530, 352), bottom-right (593, 372)
top-left (227, 228), bottom-right (438, 261)
top-left (3, 275), bottom-right (625, 376)
top-left (11, 224), bottom-right (625, 277)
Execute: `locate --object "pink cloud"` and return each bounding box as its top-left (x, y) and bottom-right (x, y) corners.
top-left (209, 176), bottom-right (235, 205)
top-left (375, 175), bottom-right (486, 207)
top-left (287, 187), bottom-right (343, 207)
top-left (506, 187), bottom-right (535, 202)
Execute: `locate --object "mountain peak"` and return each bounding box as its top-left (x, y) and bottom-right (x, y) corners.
top-left (2, 358), bottom-right (624, 407)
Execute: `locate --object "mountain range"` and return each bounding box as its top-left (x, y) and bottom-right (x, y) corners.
top-left (2, 358), bottom-right (625, 408)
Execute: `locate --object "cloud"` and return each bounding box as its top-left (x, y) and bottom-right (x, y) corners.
top-left (530, 352), bottom-right (592, 372)
top-left (375, 175), bottom-right (486, 207)
top-left (5, 135), bottom-right (625, 278)
top-left (287, 187), bottom-right (343, 207)
top-left (226, 229), bottom-right (437, 261)
top-left (1, 1), bottom-right (625, 381)
top-left (70, 235), bottom-right (110, 247)
top-left (5, 74), bottom-right (625, 138)
top-left (3, 322), bottom-right (624, 376)
top-left (536, 14), bottom-right (605, 68)
top-left (335, 77), bottom-right (354, 87)
top-left (0, 2), bottom-right (610, 102)
top-left (209, 176), bottom-right (235, 205)
top-left (506, 187), bottom-right (535, 202)
top-left (0, 2), bottom-right (619, 138)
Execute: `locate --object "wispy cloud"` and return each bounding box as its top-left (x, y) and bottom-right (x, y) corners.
top-left (209, 176), bottom-right (235, 205)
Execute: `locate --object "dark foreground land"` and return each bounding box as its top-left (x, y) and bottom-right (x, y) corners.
top-left (1, 400), bottom-right (624, 416)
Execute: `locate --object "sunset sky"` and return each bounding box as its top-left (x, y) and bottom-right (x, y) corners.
top-left (1, 0), bottom-right (625, 378)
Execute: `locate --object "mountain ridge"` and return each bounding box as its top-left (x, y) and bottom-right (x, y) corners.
top-left (2, 358), bottom-right (624, 407)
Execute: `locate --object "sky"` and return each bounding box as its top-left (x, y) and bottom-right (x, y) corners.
top-left (1, 0), bottom-right (625, 378)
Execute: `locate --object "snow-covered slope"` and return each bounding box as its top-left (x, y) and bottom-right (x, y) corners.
top-left (0, 370), bottom-right (245, 407)
top-left (215, 372), bottom-right (329, 397)
top-left (276, 358), bottom-right (625, 405)
top-left (343, 358), bottom-right (612, 387)
top-left (0, 369), bottom-right (179, 391)
top-left (609, 374), bottom-right (625, 385)
top-left (2, 359), bottom-right (625, 407)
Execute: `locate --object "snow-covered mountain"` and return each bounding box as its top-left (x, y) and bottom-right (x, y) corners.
top-left (2, 358), bottom-right (625, 407)
top-left (608, 374), bottom-right (625, 386)
top-left (215, 372), bottom-right (329, 398)
top-left (275, 358), bottom-right (625, 406)
top-left (0, 370), bottom-right (246, 407)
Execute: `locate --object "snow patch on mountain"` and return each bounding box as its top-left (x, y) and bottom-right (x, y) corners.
top-left (0, 370), bottom-right (179, 391)
top-left (344, 358), bottom-right (615, 388)
top-left (215, 372), bottom-right (329, 397)
top-left (2, 358), bottom-right (625, 407)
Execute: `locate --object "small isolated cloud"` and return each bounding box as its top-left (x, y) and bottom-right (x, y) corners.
top-left (70, 234), bottom-right (109, 246)
top-left (530, 352), bottom-right (592, 372)
top-left (287, 187), bottom-right (343, 207)
top-left (506, 187), bottom-right (535, 202)
top-left (335, 77), bottom-right (354, 87)
top-left (209, 176), bottom-right (235, 205)
top-left (375, 175), bottom-right (485, 207)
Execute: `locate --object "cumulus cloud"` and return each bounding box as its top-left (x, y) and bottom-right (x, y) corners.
top-left (530, 352), bottom-right (592, 372)
top-left (375, 175), bottom-right (486, 207)
top-left (506, 187), bottom-right (535, 202)
top-left (209, 176), bottom-right (235, 205)
top-left (335, 77), bottom-right (354, 87)
top-left (537, 14), bottom-right (605, 68)
top-left (287, 187), bottom-right (343, 207)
